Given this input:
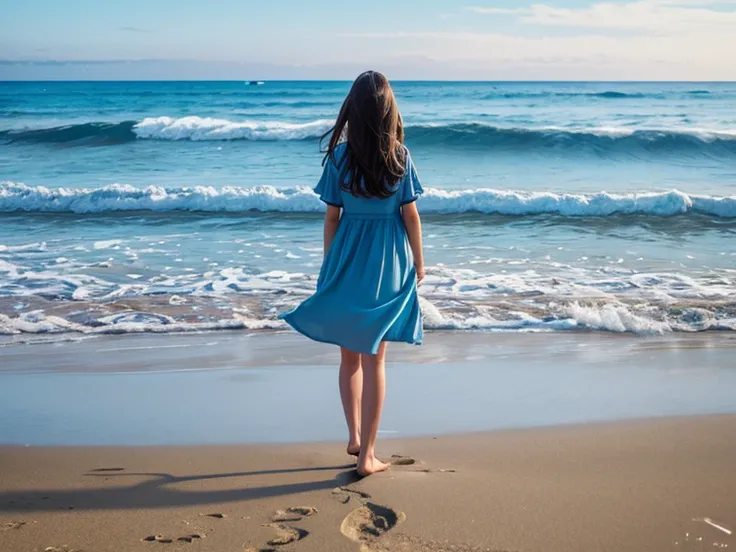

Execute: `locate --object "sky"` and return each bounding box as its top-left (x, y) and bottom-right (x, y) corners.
top-left (1, 0), bottom-right (735, 80)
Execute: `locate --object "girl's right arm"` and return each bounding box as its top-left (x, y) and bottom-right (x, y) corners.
top-left (401, 201), bottom-right (425, 283)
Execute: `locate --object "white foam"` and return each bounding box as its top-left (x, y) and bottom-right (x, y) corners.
top-left (529, 125), bottom-right (736, 140)
top-left (419, 297), bottom-right (576, 332)
top-left (133, 116), bottom-right (333, 141)
top-left (2, 294), bottom-right (734, 338)
top-left (419, 188), bottom-right (734, 217)
top-left (0, 182), bottom-right (322, 214)
top-left (8, 117), bottom-right (736, 143)
top-left (564, 302), bottom-right (671, 334)
top-left (0, 242), bottom-right (47, 253)
top-left (2, 182), bottom-right (735, 218)
top-left (93, 239), bottom-right (122, 250)
top-left (0, 311), bottom-right (284, 336)
top-left (0, 259), bottom-right (20, 278)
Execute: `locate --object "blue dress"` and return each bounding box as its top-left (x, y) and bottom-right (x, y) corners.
top-left (281, 144), bottom-right (423, 354)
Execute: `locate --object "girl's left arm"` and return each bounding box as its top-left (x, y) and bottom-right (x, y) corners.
top-left (323, 205), bottom-right (341, 258)
top-left (401, 201), bottom-right (425, 283)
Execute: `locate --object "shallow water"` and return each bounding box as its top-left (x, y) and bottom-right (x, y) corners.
top-left (1, 81), bottom-right (735, 338)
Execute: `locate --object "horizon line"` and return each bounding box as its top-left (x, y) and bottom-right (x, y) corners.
top-left (2, 79), bottom-right (736, 83)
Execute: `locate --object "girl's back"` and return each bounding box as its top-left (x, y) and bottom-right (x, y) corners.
top-left (317, 142), bottom-right (423, 219)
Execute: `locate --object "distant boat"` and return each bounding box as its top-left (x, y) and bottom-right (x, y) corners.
top-left (245, 81), bottom-right (265, 86)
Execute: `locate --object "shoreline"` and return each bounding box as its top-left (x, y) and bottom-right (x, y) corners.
top-left (3, 324), bottom-right (736, 352)
top-left (2, 328), bottom-right (735, 371)
top-left (0, 410), bottom-right (729, 449)
top-left (2, 330), bottom-right (735, 447)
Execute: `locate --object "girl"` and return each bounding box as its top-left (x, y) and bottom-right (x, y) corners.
top-left (281, 71), bottom-right (425, 477)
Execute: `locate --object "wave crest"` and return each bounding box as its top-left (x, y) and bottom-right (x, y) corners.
top-left (1, 182), bottom-right (734, 218)
top-left (134, 116), bottom-right (334, 141)
top-left (2, 118), bottom-right (735, 156)
top-left (406, 123), bottom-right (736, 154)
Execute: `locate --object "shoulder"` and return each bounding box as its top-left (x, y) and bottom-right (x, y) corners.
top-left (328, 142), bottom-right (349, 168)
top-left (335, 141), bottom-right (349, 155)
top-left (401, 145), bottom-right (417, 175)
top-left (401, 145), bottom-right (413, 168)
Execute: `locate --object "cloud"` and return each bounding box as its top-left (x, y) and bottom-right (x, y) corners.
top-left (466, 1), bottom-right (736, 34)
top-left (651, 0), bottom-right (736, 4)
top-left (117, 26), bottom-right (154, 33)
top-left (337, 26), bottom-right (735, 79)
top-left (4, 2), bottom-right (734, 80)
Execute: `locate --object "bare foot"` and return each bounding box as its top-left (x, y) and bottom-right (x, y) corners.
top-left (356, 455), bottom-right (390, 477)
top-left (347, 443), bottom-right (361, 457)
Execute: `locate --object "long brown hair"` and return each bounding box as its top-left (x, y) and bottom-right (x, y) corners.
top-left (321, 71), bottom-right (406, 199)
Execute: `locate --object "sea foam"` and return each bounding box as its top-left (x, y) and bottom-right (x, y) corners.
top-left (2, 182), bottom-right (734, 218)
top-left (133, 116), bottom-right (334, 141)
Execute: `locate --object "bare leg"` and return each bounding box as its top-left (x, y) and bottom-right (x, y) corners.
top-left (357, 342), bottom-right (390, 476)
top-left (339, 348), bottom-right (362, 456)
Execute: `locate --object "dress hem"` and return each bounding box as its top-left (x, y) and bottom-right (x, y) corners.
top-left (280, 314), bottom-right (422, 355)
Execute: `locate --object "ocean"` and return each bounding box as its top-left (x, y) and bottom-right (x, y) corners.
top-left (1, 80), bottom-right (735, 343)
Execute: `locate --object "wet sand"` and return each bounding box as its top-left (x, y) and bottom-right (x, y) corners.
top-left (1, 415), bottom-right (734, 552)
top-left (1, 331), bottom-right (735, 446)
top-left (3, 329), bottom-right (736, 374)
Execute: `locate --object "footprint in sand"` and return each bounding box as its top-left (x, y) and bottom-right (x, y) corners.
top-left (246, 506), bottom-right (316, 549)
top-left (201, 512), bottom-right (226, 519)
top-left (271, 506), bottom-right (318, 523)
top-left (89, 467), bottom-right (124, 472)
top-left (390, 455), bottom-right (417, 466)
top-left (270, 511), bottom-right (302, 523)
top-left (2, 521), bottom-right (28, 531)
top-left (142, 533), bottom-right (204, 544)
top-left (332, 486), bottom-right (371, 504)
top-left (390, 455), bottom-right (458, 474)
top-left (142, 535), bottom-right (173, 544)
top-left (176, 534), bottom-right (205, 543)
top-left (43, 547), bottom-right (84, 552)
top-left (340, 502), bottom-right (406, 544)
top-left (262, 523), bottom-right (308, 546)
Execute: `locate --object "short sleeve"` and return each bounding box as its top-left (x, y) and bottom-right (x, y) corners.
top-left (400, 150), bottom-right (424, 205)
top-left (314, 159), bottom-right (343, 207)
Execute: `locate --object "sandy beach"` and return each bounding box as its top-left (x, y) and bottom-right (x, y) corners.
top-left (1, 331), bottom-right (735, 551)
top-left (1, 415), bottom-right (734, 552)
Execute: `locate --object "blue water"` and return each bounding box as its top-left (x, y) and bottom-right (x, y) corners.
top-left (1, 81), bottom-right (735, 340)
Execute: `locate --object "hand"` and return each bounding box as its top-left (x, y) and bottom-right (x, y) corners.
top-left (416, 265), bottom-right (426, 284)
